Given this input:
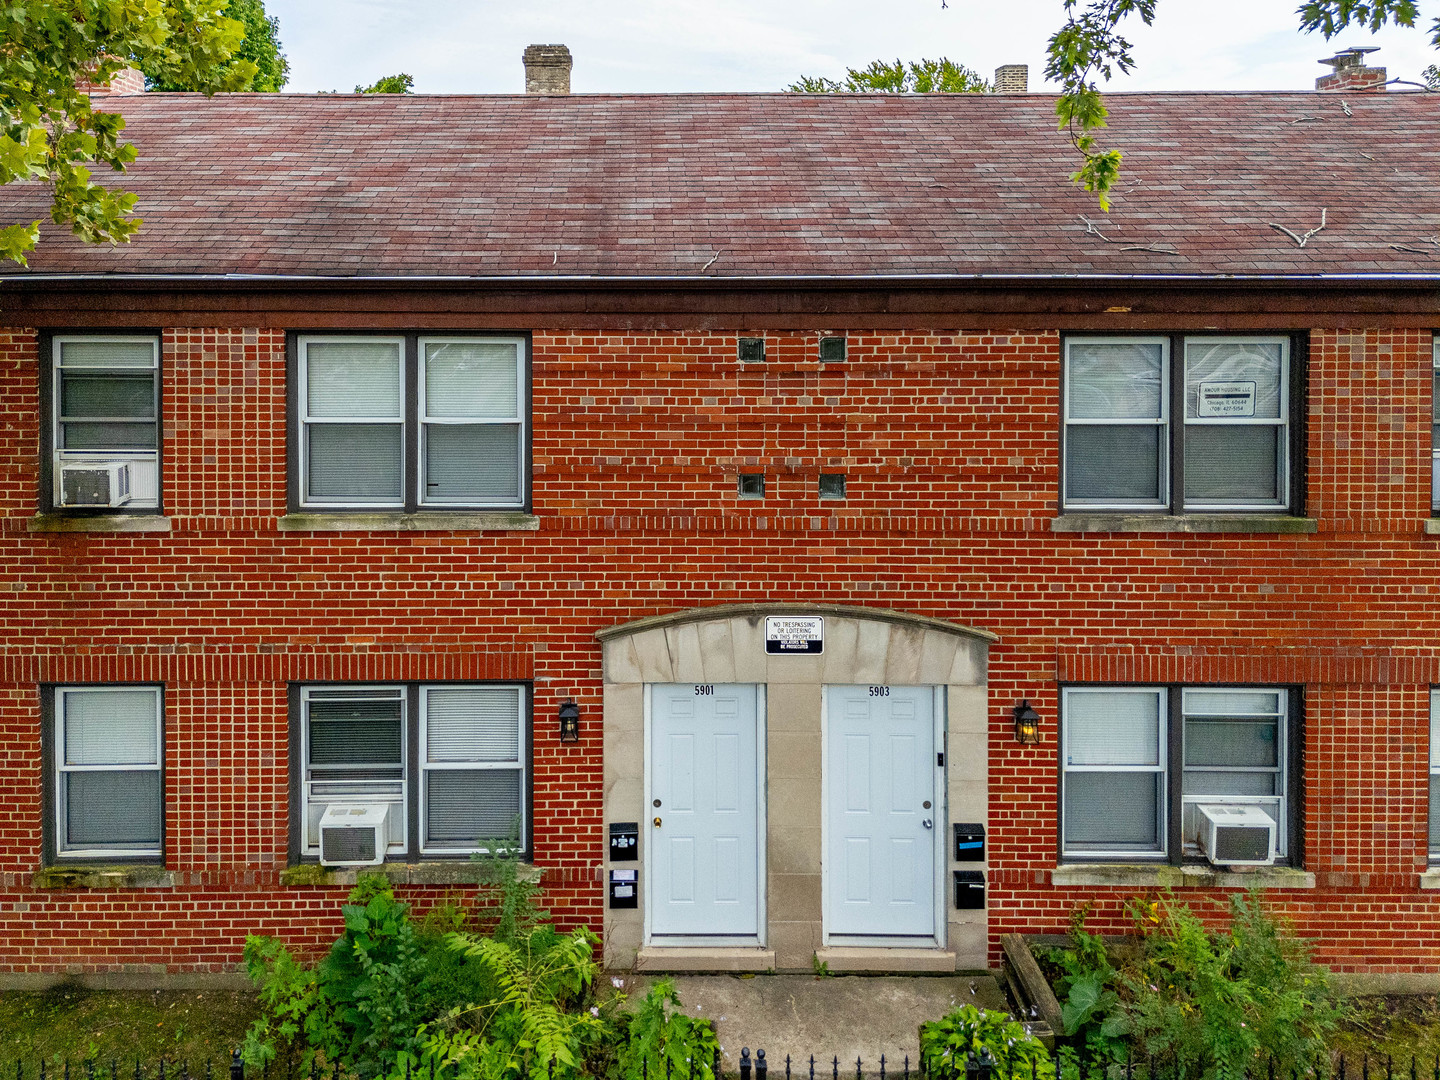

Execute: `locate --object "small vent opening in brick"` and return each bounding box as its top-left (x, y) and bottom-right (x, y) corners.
top-left (819, 336), bottom-right (846, 363)
top-left (738, 337), bottom-right (766, 364)
top-left (738, 473), bottom-right (765, 498)
top-left (819, 474), bottom-right (847, 499)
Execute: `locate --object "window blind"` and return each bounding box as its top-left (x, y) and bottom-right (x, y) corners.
top-left (306, 342), bottom-right (402, 417)
top-left (64, 771), bottom-right (162, 847)
top-left (425, 342), bottom-right (519, 418)
top-left (307, 425), bottom-right (403, 500)
top-left (1067, 342), bottom-right (1164, 419)
top-left (1063, 772), bottom-right (1162, 851)
top-left (59, 340), bottom-right (155, 368)
top-left (425, 688), bottom-right (521, 762)
top-left (425, 770), bottom-right (521, 846)
top-left (1065, 690), bottom-right (1161, 767)
top-left (309, 698), bottom-right (403, 767)
top-left (1065, 427), bottom-right (1161, 502)
top-left (1185, 341), bottom-right (1283, 419)
top-left (63, 690), bottom-right (158, 766)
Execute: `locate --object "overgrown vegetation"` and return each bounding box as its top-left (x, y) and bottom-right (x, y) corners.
top-left (1041, 892), bottom-right (1346, 1080)
top-left (240, 846), bottom-right (715, 1080)
top-left (920, 1005), bottom-right (1055, 1080)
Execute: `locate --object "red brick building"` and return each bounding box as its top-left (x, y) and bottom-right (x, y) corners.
top-left (1, 72), bottom-right (1438, 984)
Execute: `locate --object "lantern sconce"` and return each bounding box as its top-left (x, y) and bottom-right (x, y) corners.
top-left (558, 699), bottom-right (581, 743)
top-left (1012, 700), bottom-right (1041, 746)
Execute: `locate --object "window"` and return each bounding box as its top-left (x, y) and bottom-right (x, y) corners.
top-left (818, 473), bottom-right (846, 499)
top-left (295, 335), bottom-right (527, 511)
top-left (48, 686), bottom-right (163, 860)
top-left (1061, 686), bottom-right (1295, 861)
top-left (738, 473), bottom-right (765, 498)
top-left (296, 683), bottom-right (529, 859)
top-left (1431, 339), bottom-right (1439, 512)
top-left (49, 336), bottom-right (160, 510)
top-left (1430, 690), bottom-right (1440, 861)
top-left (819, 336), bottom-right (846, 363)
top-left (1063, 336), bottom-right (1295, 512)
top-left (738, 338), bottom-right (765, 364)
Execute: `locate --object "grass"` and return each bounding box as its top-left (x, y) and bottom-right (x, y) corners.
top-left (0, 988), bottom-right (262, 1069)
top-left (1334, 997), bottom-right (1440, 1073)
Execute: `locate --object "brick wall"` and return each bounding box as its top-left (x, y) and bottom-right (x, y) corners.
top-left (0, 323), bottom-right (1437, 973)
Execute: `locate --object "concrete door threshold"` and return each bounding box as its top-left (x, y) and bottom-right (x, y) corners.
top-left (636, 946), bottom-right (776, 973)
top-left (816, 947), bottom-right (957, 974)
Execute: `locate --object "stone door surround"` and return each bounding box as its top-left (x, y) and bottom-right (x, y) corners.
top-left (598, 602), bottom-right (996, 974)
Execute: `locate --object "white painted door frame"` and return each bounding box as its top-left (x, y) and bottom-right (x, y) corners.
top-left (643, 682), bottom-right (768, 946)
top-left (821, 684), bottom-right (947, 947)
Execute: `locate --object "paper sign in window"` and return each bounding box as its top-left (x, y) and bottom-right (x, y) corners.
top-left (1197, 381), bottom-right (1256, 418)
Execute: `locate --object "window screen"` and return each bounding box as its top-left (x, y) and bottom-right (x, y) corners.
top-left (1431, 690), bottom-right (1440, 860)
top-left (302, 340), bottom-right (404, 505)
top-left (55, 687), bottom-right (163, 857)
top-left (1061, 688), bottom-right (1165, 854)
top-left (1064, 340), bottom-right (1167, 507)
top-left (1183, 340), bottom-right (1287, 509)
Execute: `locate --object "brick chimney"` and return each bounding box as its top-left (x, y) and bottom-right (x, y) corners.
top-left (523, 44), bottom-right (572, 94)
top-left (76, 62), bottom-right (146, 96)
top-left (993, 64), bottom-right (1028, 93)
top-left (1316, 47), bottom-right (1386, 91)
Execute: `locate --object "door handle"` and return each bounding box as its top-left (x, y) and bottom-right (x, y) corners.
top-left (922, 819), bottom-right (933, 829)
top-left (653, 817), bottom-right (662, 827)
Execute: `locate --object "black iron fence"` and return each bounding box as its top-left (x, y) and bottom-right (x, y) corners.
top-left (6, 1050), bottom-right (1436, 1080)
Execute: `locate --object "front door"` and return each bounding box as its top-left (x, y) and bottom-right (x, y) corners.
top-left (649, 683), bottom-right (762, 939)
top-left (824, 685), bottom-right (939, 939)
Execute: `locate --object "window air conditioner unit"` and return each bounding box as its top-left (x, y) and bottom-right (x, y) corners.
top-left (59, 461), bottom-right (132, 508)
top-left (1196, 804), bottom-right (1276, 867)
top-left (319, 804), bottom-right (391, 867)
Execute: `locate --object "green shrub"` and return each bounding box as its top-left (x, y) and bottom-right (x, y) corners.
top-left (919, 1005), bottom-right (1055, 1080)
top-left (618, 980), bottom-right (719, 1080)
top-left (1045, 891), bottom-right (1345, 1080)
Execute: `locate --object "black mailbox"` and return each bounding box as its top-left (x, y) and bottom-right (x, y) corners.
top-left (609, 869), bottom-right (638, 909)
top-left (954, 823), bottom-right (985, 862)
top-left (953, 870), bottom-right (985, 910)
top-left (609, 822), bottom-right (639, 861)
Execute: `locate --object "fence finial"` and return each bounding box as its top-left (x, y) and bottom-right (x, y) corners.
top-left (742, 1049), bottom-right (753, 1080)
top-left (230, 1052), bottom-right (243, 1080)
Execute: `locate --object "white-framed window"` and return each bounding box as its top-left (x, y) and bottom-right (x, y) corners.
top-left (1063, 336), bottom-right (1292, 512)
top-left (298, 683), bottom-right (528, 859)
top-left (53, 686), bottom-right (163, 859)
top-left (1061, 685), bottom-right (1292, 860)
top-left (1431, 339), bottom-right (1439, 512)
top-left (1430, 689), bottom-right (1440, 861)
top-left (297, 335), bottom-right (526, 510)
top-left (51, 336), bottom-right (160, 509)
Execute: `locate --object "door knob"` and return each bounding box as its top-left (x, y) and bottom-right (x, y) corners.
top-left (922, 819), bottom-right (933, 829)
top-left (653, 817), bottom-right (662, 827)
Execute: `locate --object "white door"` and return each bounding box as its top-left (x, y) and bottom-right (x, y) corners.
top-left (825, 685), bottom-right (938, 939)
top-left (649, 683), bottom-right (762, 938)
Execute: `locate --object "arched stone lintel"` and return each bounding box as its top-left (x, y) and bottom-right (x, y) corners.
top-left (599, 602), bottom-right (994, 689)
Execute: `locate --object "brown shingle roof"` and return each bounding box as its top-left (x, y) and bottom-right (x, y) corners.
top-left (3, 90), bottom-right (1438, 279)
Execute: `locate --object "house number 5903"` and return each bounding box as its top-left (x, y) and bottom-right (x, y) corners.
top-left (868, 686), bottom-right (890, 697)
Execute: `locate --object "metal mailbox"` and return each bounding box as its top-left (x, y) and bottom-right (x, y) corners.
top-left (609, 869), bottom-right (638, 909)
top-left (609, 822), bottom-right (639, 861)
top-left (953, 870), bottom-right (985, 910)
top-left (954, 823), bottom-right (985, 862)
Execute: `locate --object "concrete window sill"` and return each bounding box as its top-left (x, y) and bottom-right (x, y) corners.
top-left (33, 865), bottom-right (174, 889)
top-left (1051, 514), bottom-right (1318, 535)
top-left (280, 861), bottom-right (542, 887)
top-left (1052, 863), bottom-right (1315, 889)
top-left (278, 512), bottom-right (539, 533)
top-left (1418, 868), bottom-right (1440, 889)
top-left (28, 514), bottom-right (171, 533)
top-left (1422, 520), bottom-right (1440, 536)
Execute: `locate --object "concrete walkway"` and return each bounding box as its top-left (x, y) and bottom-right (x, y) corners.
top-left (623, 973), bottom-right (1010, 1074)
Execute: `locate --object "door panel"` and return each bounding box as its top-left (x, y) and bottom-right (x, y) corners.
top-left (825, 685), bottom-right (937, 938)
top-left (650, 684), bottom-right (760, 937)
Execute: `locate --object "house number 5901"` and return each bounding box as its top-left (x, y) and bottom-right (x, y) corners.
top-left (868, 686), bottom-right (890, 697)
top-left (694, 685), bottom-right (714, 695)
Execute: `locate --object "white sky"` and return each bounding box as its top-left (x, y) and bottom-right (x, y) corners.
top-left (265, 0), bottom-right (1438, 95)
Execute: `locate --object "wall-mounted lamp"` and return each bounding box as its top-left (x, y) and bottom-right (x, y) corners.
top-left (558, 700), bottom-right (581, 743)
top-left (1012, 700), bottom-right (1041, 745)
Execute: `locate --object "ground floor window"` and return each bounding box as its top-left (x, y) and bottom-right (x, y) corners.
top-left (294, 682), bottom-right (529, 860)
top-left (1060, 685), bottom-right (1296, 862)
top-left (1430, 690), bottom-right (1440, 861)
top-left (48, 685), bottom-right (164, 860)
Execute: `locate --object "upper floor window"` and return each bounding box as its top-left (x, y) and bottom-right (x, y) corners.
top-left (1431, 339), bottom-right (1439, 512)
top-left (295, 335), bottom-right (527, 511)
top-left (48, 686), bottom-right (164, 861)
top-left (49, 336), bottom-right (160, 510)
top-left (1061, 685), bottom-right (1295, 862)
top-left (1063, 336), bottom-right (1295, 513)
